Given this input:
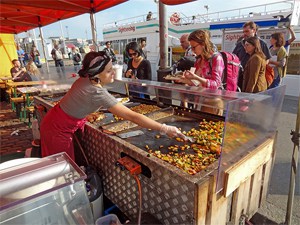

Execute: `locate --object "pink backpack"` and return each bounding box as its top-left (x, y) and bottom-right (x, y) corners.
top-left (210, 52), bottom-right (241, 91)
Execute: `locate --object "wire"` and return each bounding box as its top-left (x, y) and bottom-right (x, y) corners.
top-left (133, 175), bottom-right (142, 225)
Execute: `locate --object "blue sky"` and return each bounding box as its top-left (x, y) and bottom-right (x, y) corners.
top-left (18, 0), bottom-right (286, 40)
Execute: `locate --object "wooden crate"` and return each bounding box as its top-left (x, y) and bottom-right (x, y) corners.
top-left (194, 138), bottom-right (275, 225)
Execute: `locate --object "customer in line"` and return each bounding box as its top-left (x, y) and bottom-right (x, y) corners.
top-left (125, 41), bottom-right (152, 99)
top-left (233, 21), bottom-right (271, 89)
top-left (178, 30), bottom-right (224, 115)
top-left (40, 51), bottom-right (185, 160)
top-left (242, 36), bottom-right (267, 93)
top-left (179, 29), bottom-right (223, 89)
top-left (268, 32), bottom-right (288, 88)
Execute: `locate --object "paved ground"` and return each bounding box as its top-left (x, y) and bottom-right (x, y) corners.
top-left (255, 95), bottom-right (300, 225)
top-left (0, 63), bottom-right (299, 224)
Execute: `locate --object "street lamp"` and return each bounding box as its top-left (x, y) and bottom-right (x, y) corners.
top-left (204, 5), bottom-right (209, 18)
top-left (65, 26), bottom-right (69, 39)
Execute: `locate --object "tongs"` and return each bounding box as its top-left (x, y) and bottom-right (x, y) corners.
top-left (182, 135), bottom-right (196, 143)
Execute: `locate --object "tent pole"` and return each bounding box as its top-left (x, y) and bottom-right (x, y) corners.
top-left (285, 96), bottom-right (300, 225)
top-left (158, 1), bottom-right (168, 70)
top-left (59, 21), bottom-right (68, 56)
top-left (90, 12), bottom-right (98, 51)
top-left (38, 26), bottom-right (50, 74)
top-left (32, 28), bottom-right (38, 50)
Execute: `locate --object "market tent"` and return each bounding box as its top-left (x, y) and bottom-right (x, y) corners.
top-left (0, 34), bottom-right (18, 77)
top-left (160, 0), bottom-right (196, 5)
top-left (0, 0), bottom-right (128, 34)
top-left (0, 0), bottom-right (128, 74)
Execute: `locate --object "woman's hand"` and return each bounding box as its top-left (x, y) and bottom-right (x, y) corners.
top-left (183, 70), bottom-right (198, 80)
top-left (125, 69), bottom-right (132, 78)
top-left (178, 76), bottom-right (193, 85)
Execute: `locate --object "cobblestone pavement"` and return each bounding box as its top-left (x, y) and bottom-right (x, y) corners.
top-left (0, 102), bottom-right (33, 156)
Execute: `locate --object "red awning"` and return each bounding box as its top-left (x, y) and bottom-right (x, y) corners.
top-left (0, 0), bottom-right (128, 34)
top-left (160, 0), bottom-right (196, 5)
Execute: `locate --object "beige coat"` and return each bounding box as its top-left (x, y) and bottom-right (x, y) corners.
top-left (243, 54), bottom-right (268, 93)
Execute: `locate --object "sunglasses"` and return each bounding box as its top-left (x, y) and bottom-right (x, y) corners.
top-left (129, 52), bottom-right (138, 57)
top-left (191, 44), bottom-right (200, 50)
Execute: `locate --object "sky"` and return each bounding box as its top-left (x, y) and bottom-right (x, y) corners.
top-left (17, 0), bottom-right (288, 41)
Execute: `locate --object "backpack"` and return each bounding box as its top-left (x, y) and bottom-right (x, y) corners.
top-left (209, 52), bottom-right (241, 91)
top-left (265, 64), bottom-right (274, 87)
top-left (74, 53), bottom-right (81, 63)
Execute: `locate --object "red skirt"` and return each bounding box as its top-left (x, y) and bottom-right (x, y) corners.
top-left (40, 104), bottom-right (86, 160)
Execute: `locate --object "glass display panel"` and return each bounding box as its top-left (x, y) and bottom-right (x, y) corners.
top-left (216, 85), bottom-right (286, 193)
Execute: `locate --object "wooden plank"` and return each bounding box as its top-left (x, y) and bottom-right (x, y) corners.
top-left (230, 178), bottom-right (251, 225)
top-left (260, 158), bottom-right (273, 207)
top-left (247, 165), bottom-right (263, 217)
top-left (6, 80), bottom-right (57, 87)
top-left (205, 175), bottom-right (228, 225)
top-left (195, 179), bottom-right (210, 225)
top-left (224, 139), bottom-right (274, 197)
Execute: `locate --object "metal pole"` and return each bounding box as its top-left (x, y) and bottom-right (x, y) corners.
top-left (59, 21), bottom-right (68, 55)
top-left (285, 95), bottom-right (300, 225)
top-left (38, 26), bottom-right (50, 74)
top-left (158, 1), bottom-right (168, 69)
top-left (156, 1), bottom-right (172, 105)
top-left (32, 28), bottom-right (38, 50)
top-left (90, 12), bottom-right (98, 51)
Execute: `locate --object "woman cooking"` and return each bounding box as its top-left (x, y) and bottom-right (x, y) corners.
top-left (40, 51), bottom-right (185, 160)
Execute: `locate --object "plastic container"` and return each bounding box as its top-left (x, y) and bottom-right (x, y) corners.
top-left (95, 214), bottom-right (121, 225)
top-left (113, 65), bottom-right (123, 80)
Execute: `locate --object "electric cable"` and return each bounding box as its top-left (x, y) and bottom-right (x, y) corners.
top-left (133, 175), bottom-right (142, 225)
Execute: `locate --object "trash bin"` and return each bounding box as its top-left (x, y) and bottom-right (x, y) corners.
top-left (85, 166), bottom-right (104, 222)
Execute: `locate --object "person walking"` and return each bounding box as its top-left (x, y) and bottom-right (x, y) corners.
top-left (103, 41), bottom-right (117, 63)
top-left (71, 47), bottom-right (82, 73)
top-left (51, 44), bottom-right (66, 79)
top-left (30, 46), bottom-right (41, 67)
top-left (16, 44), bottom-right (26, 67)
top-left (140, 39), bottom-right (148, 59)
top-left (40, 51), bottom-right (185, 160)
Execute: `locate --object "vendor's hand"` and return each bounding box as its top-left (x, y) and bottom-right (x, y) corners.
top-left (21, 67), bottom-right (26, 72)
top-left (159, 124), bottom-right (186, 139)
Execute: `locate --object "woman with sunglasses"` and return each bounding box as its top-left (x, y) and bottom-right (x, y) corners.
top-left (178, 30), bottom-right (224, 115)
top-left (124, 42), bottom-right (152, 99)
top-left (40, 51), bottom-right (185, 160)
top-left (179, 30), bottom-right (223, 89)
top-left (242, 36), bottom-right (267, 93)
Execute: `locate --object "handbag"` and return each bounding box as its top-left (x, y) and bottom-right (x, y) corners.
top-left (265, 64), bottom-right (274, 87)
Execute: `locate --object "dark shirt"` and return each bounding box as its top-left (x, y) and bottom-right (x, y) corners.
top-left (104, 47), bottom-right (116, 62)
top-left (233, 37), bottom-right (271, 68)
top-left (10, 67), bottom-right (32, 82)
top-left (126, 59), bottom-right (152, 80)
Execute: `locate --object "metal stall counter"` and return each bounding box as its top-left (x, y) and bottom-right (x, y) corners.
top-left (34, 79), bottom-right (286, 225)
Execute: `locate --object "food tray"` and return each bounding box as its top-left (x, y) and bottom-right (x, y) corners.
top-left (100, 106), bottom-right (174, 133)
